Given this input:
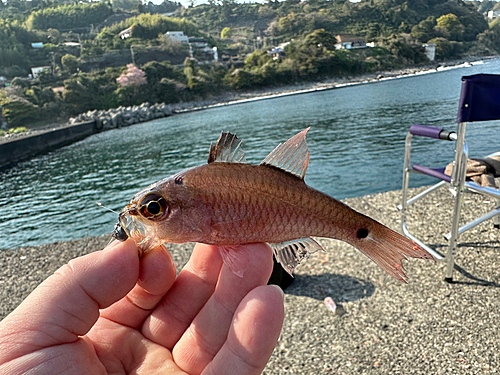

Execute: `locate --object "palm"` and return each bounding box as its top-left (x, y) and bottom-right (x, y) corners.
top-left (0, 241), bottom-right (284, 375)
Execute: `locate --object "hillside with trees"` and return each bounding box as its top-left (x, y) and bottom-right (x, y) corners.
top-left (0, 0), bottom-right (498, 130)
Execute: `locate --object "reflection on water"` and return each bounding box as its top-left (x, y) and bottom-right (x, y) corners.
top-left (1, 59), bottom-right (500, 250)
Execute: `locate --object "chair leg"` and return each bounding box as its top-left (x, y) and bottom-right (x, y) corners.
top-left (494, 199), bottom-right (500, 229)
top-left (445, 122), bottom-right (468, 283)
top-left (444, 206), bottom-right (500, 239)
top-left (445, 186), bottom-right (463, 282)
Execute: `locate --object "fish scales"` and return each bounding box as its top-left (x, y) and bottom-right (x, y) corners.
top-left (180, 163), bottom-right (341, 244)
top-left (113, 129), bottom-right (434, 281)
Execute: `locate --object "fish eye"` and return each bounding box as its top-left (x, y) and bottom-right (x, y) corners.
top-left (139, 193), bottom-right (168, 220)
top-left (146, 201), bottom-right (161, 215)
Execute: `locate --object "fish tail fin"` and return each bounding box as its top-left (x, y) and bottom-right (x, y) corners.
top-left (351, 221), bottom-right (434, 283)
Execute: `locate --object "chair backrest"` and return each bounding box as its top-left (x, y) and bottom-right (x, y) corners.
top-left (458, 74), bottom-right (500, 123)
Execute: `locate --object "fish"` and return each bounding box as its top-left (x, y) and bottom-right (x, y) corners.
top-left (112, 128), bottom-right (433, 282)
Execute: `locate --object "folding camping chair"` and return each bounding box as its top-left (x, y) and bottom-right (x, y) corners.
top-left (400, 74), bottom-right (500, 282)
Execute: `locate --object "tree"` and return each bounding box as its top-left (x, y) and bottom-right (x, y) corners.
top-left (25, 2), bottom-right (113, 31)
top-left (1, 95), bottom-right (39, 127)
top-left (62, 68), bottom-right (122, 113)
top-left (183, 57), bottom-right (196, 88)
top-left (47, 28), bottom-right (61, 44)
top-left (428, 37), bottom-right (462, 60)
top-left (111, 0), bottom-right (142, 11)
top-left (245, 50), bottom-right (272, 68)
top-left (61, 54), bottom-right (79, 74)
top-left (411, 16), bottom-right (436, 43)
top-left (156, 78), bottom-right (182, 103)
top-left (435, 13), bottom-right (464, 41)
top-left (25, 86), bottom-right (55, 106)
top-left (142, 60), bottom-right (180, 84)
top-left (303, 29), bottom-right (337, 51)
top-left (116, 64), bottom-right (147, 87)
top-left (221, 27), bottom-right (232, 39)
top-left (144, 0), bottom-right (181, 14)
top-left (478, 23), bottom-right (500, 53)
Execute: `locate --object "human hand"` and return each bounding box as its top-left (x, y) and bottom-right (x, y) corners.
top-left (0, 240), bottom-right (284, 374)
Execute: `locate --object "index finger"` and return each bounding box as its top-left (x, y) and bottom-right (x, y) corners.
top-left (99, 243), bottom-right (177, 329)
top-left (141, 243), bottom-right (224, 350)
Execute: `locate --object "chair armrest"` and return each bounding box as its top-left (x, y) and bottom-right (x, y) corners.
top-left (409, 124), bottom-right (456, 141)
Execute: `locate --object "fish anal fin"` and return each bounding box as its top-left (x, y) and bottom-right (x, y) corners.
top-left (208, 131), bottom-right (247, 164)
top-left (269, 237), bottom-right (324, 276)
top-left (261, 128), bottom-right (310, 179)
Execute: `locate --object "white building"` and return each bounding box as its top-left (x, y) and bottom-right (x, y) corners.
top-left (335, 34), bottom-right (367, 50)
top-left (488, 10), bottom-right (500, 21)
top-left (423, 43), bottom-right (436, 61)
top-left (267, 47), bottom-right (286, 61)
top-left (31, 66), bottom-right (51, 78)
top-left (164, 31), bottom-right (189, 44)
top-left (119, 27), bottom-right (132, 40)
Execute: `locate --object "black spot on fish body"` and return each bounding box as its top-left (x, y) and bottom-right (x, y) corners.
top-left (175, 176), bottom-right (183, 185)
top-left (357, 228), bottom-right (369, 239)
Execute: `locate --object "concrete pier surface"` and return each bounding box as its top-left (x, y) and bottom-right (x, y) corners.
top-left (1, 186), bottom-right (499, 374)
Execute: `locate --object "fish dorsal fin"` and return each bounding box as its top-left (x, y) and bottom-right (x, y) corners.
top-left (261, 128), bottom-right (310, 179)
top-left (208, 131), bottom-right (247, 164)
top-left (269, 237), bottom-right (324, 276)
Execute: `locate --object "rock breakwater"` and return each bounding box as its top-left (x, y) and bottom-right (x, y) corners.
top-left (69, 102), bottom-right (175, 130)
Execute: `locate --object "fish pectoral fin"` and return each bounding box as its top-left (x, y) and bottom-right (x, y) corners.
top-left (269, 237), bottom-right (324, 276)
top-left (208, 131), bottom-right (247, 164)
top-left (260, 128), bottom-right (310, 179)
top-left (218, 245), bottom-right (251, 278)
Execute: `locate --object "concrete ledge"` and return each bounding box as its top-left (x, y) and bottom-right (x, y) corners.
top-left (0, 120), bottom-right (96, 170)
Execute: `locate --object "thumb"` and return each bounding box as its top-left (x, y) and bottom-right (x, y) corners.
top-left (0, 239), bottom-right (140, 363)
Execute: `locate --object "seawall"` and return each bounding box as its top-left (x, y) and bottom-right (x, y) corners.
top-left (0, 101), bottom-right (176, 170)
top-left (0, 120), bottom-right (97, 170)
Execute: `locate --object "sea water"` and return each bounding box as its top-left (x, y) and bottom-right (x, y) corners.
top-left (1, 58), bottom-right (500, 250)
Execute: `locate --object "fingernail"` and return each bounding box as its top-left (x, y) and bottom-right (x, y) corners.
top-left (103, 239), bottom-right (121, 252)
top-left (269, 284), bottom-right (285, 300)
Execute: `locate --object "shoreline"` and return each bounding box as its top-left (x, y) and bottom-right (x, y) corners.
top-left (180, 56), bottom-right (494, 112)
top-left (0, 55), bottom-right (495, 148)
top-left (1, 185), bottom-right (499, 373)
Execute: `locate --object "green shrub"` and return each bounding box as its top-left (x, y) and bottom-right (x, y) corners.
top-left (427, 37), bottom-right (462, 60)
top-left (221, 27), bottom-right (232, 39)
top-left (61, 54), bottom-right (79, 74)
top-left (10, 77), bottom-right (31, 88)
top-left (1, 96), bottom-right (39, 127)
top-left (25, 2), bottom-right (113, 31)
top-left (8, 126), bottom-right (27, 134)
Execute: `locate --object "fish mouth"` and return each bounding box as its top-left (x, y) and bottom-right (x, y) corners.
top-left (117, 204), bottom-right (154, 239)
top-left (114, 206), bottom-right (163, 256)
top-left (122, 203), bottom-right (139, 216)
top-left (112, 222), bottom-right (128, 241)
top-left (111, 202), bottom-right (140, 242)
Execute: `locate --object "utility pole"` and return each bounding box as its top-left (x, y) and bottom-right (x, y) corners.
top-left (130, 45), bottom-right (135, 65)
top-left (77, 33), bottom-right (83, 55)
top-left (50, 52), bottom-right (55, 75)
